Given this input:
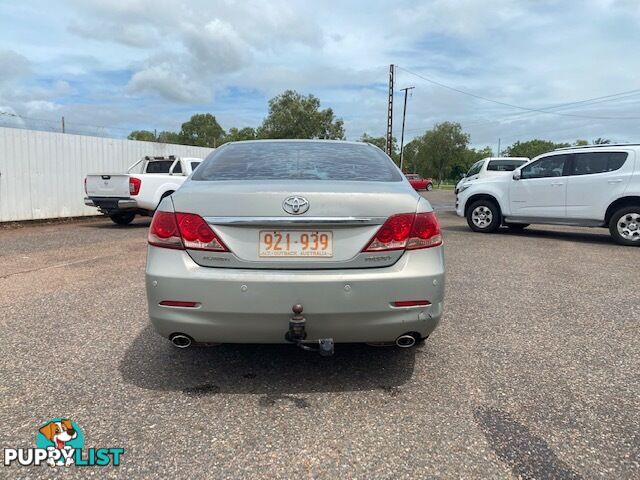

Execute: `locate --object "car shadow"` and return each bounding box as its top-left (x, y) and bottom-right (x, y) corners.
top-left (442, 225), bottom-right (615, 246)
top-left (119, 325), bottom-right (419, 396)
top-left (79, 219), bottom-right (152, 229)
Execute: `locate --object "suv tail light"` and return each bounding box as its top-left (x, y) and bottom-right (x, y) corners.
top-left (129, 177), bottom-right (142, 196)
top-left (148, 211), bottom-right (229, 252)
top-left (363, 212), bottom-right (442, 252)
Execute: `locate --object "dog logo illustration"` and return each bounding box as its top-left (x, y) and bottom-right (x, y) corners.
top-left (36, 418), bottom-right (84, 467)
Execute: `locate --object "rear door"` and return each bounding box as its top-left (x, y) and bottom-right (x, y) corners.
top-left (509, 154), bottom-right (570, 218)
top-left (86, 175), bottom-right (130, 197)
top-left (566, 151), bottom-right (634, 219)
top-left (172, 142), bottom-right (420, 269)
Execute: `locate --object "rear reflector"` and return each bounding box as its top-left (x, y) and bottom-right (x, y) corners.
top-left (129, 177), bottom-right (142, 196)
top-left (363, 212), bottom-right (442, 252)
top-left (392, 300), bottom-right (431, 307)
top-left (159, 300), bottom-right (200, 308)
top-left (148, 211), bottom-right (229, 252)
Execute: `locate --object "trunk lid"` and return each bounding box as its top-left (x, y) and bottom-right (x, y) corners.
top-left (86, 174), bottom-right (130, 197)
top-left (172, 180), bottom-right (420, 269)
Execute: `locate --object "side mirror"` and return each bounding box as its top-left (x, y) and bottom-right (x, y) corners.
top-left (513, 171), bottom-right (521, 181)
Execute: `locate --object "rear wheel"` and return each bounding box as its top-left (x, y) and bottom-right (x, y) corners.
top-left (426, 183), bottom-right (433, 191)
top-left (109, 212), bottom-right (136, 225)
top-left (466, 200), bottom-right (501, 233)
top-left (609, 206), bottom-right (640, 246)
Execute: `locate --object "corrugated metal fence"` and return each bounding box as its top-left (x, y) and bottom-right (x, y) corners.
top-left (0, 127), bottom-right (213, 222)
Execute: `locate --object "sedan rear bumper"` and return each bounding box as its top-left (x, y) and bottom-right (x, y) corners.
top-left (145, 246), bottom-right (445, 344)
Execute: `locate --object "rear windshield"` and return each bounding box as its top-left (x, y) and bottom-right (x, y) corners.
top-left (192, 142), bottom-right (402, 182)
top-left (487, 160), bottom-right (528, 171)
top-left (145, 160), bottom-right (174, 173)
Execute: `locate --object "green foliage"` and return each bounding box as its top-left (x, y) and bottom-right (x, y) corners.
top-left (127, 130), bottom-right (156, 142)
top-left (156, 131), bottom-right (182, 144)
top-left (257, 90), bottom-right (345, 140)
top-left (179, 113), bottom-right (226, 147)
top-left (225, 127), bottom-right (257, 143)
top-left (450, 146), bottom-right (493, 179)
top-left (574, 139), bottom-right (589, 146)
top-left (593, 137), bottom-right (611, 144)
top-left (411, 122), bottom-right (470, 183)
top-left (503, 139), bottom-right (569, 159)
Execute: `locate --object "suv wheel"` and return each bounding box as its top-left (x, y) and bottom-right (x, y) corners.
top-left (109, 212), bottom-right (136, 226)
top-left (609, 206), bottom-right (640, 246)
top-left (467, 200), bottom-right (501, 233)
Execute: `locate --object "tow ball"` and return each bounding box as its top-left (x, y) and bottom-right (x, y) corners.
top-left (285, 304), bottom-right (334, 356)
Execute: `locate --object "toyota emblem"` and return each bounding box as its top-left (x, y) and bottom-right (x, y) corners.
top-left (282, 196), bottom-right (310, 215)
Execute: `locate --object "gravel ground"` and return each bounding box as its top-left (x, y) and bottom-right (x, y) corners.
top-left (0, 190), bottom-right (638, 479)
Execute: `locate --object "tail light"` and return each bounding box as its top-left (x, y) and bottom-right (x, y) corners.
top-left (129, 177), bottom-right (142, 196)
top-left (148, 211), bottom-right (229, 252)
top-left (363, 212), bottom-right (442, 252)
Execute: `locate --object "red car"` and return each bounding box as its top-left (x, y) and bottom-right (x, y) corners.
top-left (405, 174), bottom-right (433, 191)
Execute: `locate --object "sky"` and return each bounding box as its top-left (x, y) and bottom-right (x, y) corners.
top-left (1, 0), bottom-right (640, 150)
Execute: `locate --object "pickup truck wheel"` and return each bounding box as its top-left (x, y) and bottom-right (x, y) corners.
top-left (109, 212), bottom-right (136, 225)
top-left (467, 200), bottom-right (501, 233)
top-left (426, 183), bottom-right (433, 191)
top-left (609, 206), bottom-right (640, 246)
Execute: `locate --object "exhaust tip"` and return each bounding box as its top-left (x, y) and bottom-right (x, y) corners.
top-left (395, 334), bottom-right (417, 348)
top-left (170, 333), bottom-right (193, 349)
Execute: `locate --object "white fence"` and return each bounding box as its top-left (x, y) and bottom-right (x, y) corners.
top-left (0, 127), bottom-right (213, 222)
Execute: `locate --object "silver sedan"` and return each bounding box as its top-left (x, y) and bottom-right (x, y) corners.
top-left (145, 140), bottom-right (444, 355)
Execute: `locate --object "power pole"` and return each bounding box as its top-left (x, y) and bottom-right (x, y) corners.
top-left (61, 116), bottom-right (65, 134)
top-left (399, 86), bottom-right (414, 172)
top-left (386, 64), bottom-right (394, 156)
top-left (497, 138), bottom-right (501, 157)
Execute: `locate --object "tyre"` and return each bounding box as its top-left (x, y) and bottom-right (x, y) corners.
top-left (505, 223), bottom-right (529, 230)
top-left (609, 206), bottom-right (640, 246)
top-left (466, 199), bottom-right (501, 233)
top-left (109, 212), bottom-right (136, 225)
top-left (426, 183), bottom-right (433, 191)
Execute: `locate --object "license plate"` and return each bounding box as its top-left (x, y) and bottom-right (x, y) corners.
top-left (259, 230), bottom-right (333, 257)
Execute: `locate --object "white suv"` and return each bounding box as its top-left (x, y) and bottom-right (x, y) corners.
top-left (456, 145), bottom-right (640, 246)
top-left (455, 157), bottom-right (529, 194)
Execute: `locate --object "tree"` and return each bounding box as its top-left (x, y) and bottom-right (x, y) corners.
top-left (128, 130), bottom-right (156, 142)
top-left (450, 146), bottom-right (493, 179)
top-left (179, 113), bottom-right (226, 147)
top-left (157, 131), bottom-right (182, 144)
top-left (504, 139), bottom-right (569, 159)
top-left (593, 137), bottom-right (611, 144)
top-left (257, 90), bottom-right (345, 140)
top-left (574, 139), bottom-right (588, 146)
top-left (225, 127), bottom-right (257, 143)
top-left (413, 122), bottom-right (470, 184)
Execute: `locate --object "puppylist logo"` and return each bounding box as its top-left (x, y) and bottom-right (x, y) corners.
top-left (3, 418), bottom-right (124, 468)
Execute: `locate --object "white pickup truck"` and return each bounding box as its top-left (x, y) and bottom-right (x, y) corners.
top-left (84, 155), bottom-right (202, 225)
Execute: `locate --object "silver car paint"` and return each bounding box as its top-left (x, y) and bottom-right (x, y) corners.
top-left (145, 140), bottom-right (445, 344)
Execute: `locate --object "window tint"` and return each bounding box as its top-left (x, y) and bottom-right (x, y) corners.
top-left (571, 152), bottom-right (628, 176)
top-left (192, 142), bottom-right (402, 182)
top-left (466, 161), bottom-right (484, 176)
top-left (171, 161), bottom-right (182, 174)
top-left (487, 160), bottom-right (528, 171)
top-left (191, 162), bottom-right (200, 171)
top-left (521, 155), bottom-right (568, 179)
top-left (145, 160), bottom-right (174, 173)
top-left (405, 174), bottom-right (420, 180)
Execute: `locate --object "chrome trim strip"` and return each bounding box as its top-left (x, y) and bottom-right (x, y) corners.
top-left (204, 216), bottom-right (387, 226)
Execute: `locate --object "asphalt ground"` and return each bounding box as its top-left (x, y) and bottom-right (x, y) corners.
top-left (0, 190), bottom-right (638, 479)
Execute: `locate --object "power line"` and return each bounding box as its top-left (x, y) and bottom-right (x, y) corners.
top-left (0, 110), bottom-right (133, 133)
top-left (395, 65), bottom-right (640, 120)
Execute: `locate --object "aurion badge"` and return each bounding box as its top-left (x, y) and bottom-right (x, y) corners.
top-left (282, 196), bottom-right (309, 215)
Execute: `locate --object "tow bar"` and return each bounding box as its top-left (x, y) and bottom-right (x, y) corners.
top-left (285, 304), bottom-right (334, 356)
